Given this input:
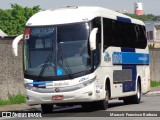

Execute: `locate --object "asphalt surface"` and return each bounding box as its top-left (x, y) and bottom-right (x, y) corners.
top-left (0, 94), bottom-right (160, 119)
top-left (0, 87), bottom-right (160, 120)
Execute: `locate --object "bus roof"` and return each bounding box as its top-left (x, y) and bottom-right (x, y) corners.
top-left (26, 6), bottom-right (144, 26)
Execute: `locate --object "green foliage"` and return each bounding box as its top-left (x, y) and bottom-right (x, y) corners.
top-left (0, 4), bottom-right (41, 35)
top-left (151, 81), bottom-right (160, 87)
top-left (125, 13), bottom-right (160, 22)
top-left (148, 44), bottom-right (155, 49)
top-left (0, 94), bottom-right (26, 106)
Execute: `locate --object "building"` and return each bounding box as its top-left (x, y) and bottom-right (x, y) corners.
top-left (145, 21), bottom-right (160, 48)
top-left (0, 29), bottom-right (7, 36)
top-left (117, 9), bottom-right (129, 14)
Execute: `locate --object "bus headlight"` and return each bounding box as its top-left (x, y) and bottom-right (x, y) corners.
top-left (78, 76), bottom-right (96, 88)
top-left (24, 84), bottom-right (37, 91)
top-left (61, 77), bottom-right (96, 91)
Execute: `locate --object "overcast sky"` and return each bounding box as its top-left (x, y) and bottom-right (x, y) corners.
top-left (0, 0), bottom-right (159, 15)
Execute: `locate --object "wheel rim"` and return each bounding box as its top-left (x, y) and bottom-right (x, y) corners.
top-left (105, 88), bottom-right (109, 100)
top-left (137, 84), bottom-right (140, 99)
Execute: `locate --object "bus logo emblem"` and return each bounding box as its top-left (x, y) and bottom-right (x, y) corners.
top-left (104, 52), bottom-right (111, 62)
top-left (55, 88), bottom-right (60, 92)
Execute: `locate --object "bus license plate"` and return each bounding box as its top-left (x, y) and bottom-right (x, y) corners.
top-left (52, 95), bottom-right (64, 100)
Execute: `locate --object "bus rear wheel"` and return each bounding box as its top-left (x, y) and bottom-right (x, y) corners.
top-left (132, 82), bottom-right (141, 104)
top-left (41, 104), bottom-right (53, 113)
top-left (123, 82), bottom-right (141, 104)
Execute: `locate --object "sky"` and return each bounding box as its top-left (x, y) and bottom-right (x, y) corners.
top-left (0, 0), bottom-right (159, 15)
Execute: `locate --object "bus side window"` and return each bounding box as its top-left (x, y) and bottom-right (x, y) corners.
top-left (138, 25), bottom-right (147, 48)
top-left (103, 17), bottom-right (147, 49)
top-left (103, 18), bottom-right (111, 49)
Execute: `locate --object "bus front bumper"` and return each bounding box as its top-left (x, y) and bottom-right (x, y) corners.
top-left (26, 83), bottom-right (97, 106)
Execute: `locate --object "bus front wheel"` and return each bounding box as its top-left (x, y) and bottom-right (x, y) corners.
top-left (97, 85), bottom-right (109, 110)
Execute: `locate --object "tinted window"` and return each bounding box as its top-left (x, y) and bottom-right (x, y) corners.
top-left (103, 18), bottom-right (147, 49)
top-left (92, 17), bottom-right (101, 68)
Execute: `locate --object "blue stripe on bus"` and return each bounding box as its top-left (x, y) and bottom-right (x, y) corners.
top-left (121, 48), bottom-right (136, 92)
top-left (33, 80), bottom-right (39, 88)
top-left (26, 81), bottom-right (52, 85)
top-left (121, 48), bottom-right (135, 52)
top-left (112, 52), bottom-right (149, 65)
top-left (117, 16), bottom-right (131, 23)
top-left (26, 81), bottom-right (52, 88)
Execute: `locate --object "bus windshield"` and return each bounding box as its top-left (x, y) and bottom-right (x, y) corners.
top-left (24, 23), bottom-right (91, 78)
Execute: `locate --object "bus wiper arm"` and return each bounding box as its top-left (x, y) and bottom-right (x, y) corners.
top-left (39, 37), bottom-right (55, 77)
top-left (39, 54), bottom-right (52, 77)
top-left (58, 44), bottom-right (73, 78)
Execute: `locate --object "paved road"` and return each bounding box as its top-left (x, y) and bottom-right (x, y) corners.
top-left (1, 94), bottom-right (160, 120)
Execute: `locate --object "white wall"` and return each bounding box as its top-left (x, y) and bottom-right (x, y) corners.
top-left (145, 22), bottom-right (160, 42)
top-left (145, 23), bottom-right (155, 41)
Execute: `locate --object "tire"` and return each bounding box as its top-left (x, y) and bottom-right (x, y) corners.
top-left (41, 104), bottom-right (53, 113)
top-left (82, 85), bottom-right (109, 111)
top-left (82, 103), bottom-right (93, 111)
top-left (123, 97), bottom-right (132, 105)
top-left (123, 82), bottom-right (141, 104)
top-left (97, 85), bottom-right (109, 110)
top-left (132, 82), bottom-right (141, 104)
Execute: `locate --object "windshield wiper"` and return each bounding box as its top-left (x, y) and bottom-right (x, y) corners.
top-left (58, 43), bottom-right (73, 78)
top-left (39, 54), bottom-right (53, 77)
top-left (39, 38), bottom-right (55, 77)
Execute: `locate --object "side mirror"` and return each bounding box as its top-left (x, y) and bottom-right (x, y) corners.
top-left (89, 28), bottom-right (98, 51)
top-left (12, 34), bottom-right (23, 56)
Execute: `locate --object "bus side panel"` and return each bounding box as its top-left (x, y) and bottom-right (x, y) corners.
top-left (101, 47), bottom-right (125, 98)
top-left (120, 48), bottom-right (136, 92)
top-left (101, 46), bottom-right (150, 98)
top-left (136, 47), bottom-right (150, 94)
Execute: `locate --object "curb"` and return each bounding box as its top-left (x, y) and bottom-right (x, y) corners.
top-left (146, 91), bottom-right (160, 96)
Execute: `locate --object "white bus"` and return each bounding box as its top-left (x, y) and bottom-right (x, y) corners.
top-left (12, 6), bottom-right (150, 113)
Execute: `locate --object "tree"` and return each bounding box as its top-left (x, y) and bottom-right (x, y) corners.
top-left (125, 13), bottom-right (160, 22)
top-left (0, 4), bottom-right (41, 35)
